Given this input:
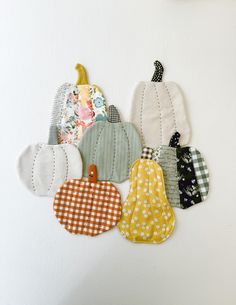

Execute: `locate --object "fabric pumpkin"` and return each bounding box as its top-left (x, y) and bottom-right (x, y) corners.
top-left (49, 64), bottom-right (107, 146)
top-left (53, 164), bottom-right (122, 236)
top-left (152, 132), bottom-right (210, 209)
top-left (78, 105), bottom-right (142, 183)
top-left (130, 60), bottom-right (191, 147)
top-left (118, 147), bottom-right (175, 244)
top-left (17, 143), bottom-right (83, 197)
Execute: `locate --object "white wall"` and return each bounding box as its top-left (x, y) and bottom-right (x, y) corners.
top-left (1, 0), bottom-right (236, 304)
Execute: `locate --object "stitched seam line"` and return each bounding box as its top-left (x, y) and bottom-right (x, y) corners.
top-left (92, 125), bottom-right (106, 164)
top-left (51, 83), bottom-right (71, 143)
top-left (139, 83), bottom-right (146, 145)
top-left (121, 124), bottom-right (131, 178)
top-left (31, 144), bottom-right (43, 192)
top-left (60, 146), bottom-right (69, 182)
top-left (48, 147), bottom-right (56, 192)
top-left (164, 83), bottom-right (177, 131)
top-left (110, 126), bottom-right (116, 180)
top-left (153, 83), bottom-right (163, 145)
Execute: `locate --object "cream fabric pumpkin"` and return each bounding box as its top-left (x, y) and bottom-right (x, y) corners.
top-left (17, 143), bottom-right (82, 197)
top-left (130, 60), bottom-right (191, 147)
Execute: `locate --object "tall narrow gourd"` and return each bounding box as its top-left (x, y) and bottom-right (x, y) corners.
top-left (49, 64), bottom-right (107, 146)
top-left (130, 60), bottom-right (191, 147)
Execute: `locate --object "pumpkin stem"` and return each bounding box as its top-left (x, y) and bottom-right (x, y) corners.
top-left (169, 132), bottom-right (181, 148)
top-left (108, 105), bottom-right (121, 123)
top-left (88, 164), bottom-right (97, 183)
top-left (151, 60), bottom-right (164, 82)
top-left (75, 63), bottom-right (89, 85)
top-left (141, 147), bottom-right (154, 160)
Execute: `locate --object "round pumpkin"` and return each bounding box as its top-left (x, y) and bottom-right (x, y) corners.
top-left (118, 147), bottom-right (175, 244)
top-left (130, 60), bottom-right (191, 147)
top-left (53, 164), bottom-right (122, 236)
top-left (152, 132), bottom-right (210, 209)
top-left (48, 63), bottom-right (108, 146)
top-left (17, 143), bottom-right (83, 197)
top-left (78, 105), bottom-right (142, 183)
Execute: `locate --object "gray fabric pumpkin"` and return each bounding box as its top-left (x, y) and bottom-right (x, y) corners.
top-left (79, 105), bottom-right (142, 183)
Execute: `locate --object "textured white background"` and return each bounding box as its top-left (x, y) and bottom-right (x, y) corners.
top-left (1, 0), bottom-right (236, 304)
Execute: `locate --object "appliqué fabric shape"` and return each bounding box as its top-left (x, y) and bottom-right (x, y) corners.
top-left (118, 147), bottom-right (175, 244)
top-left (49, 64), bottom-right (107, 146)
top-left (53, 165), bottom-right (122, 236)
top-left (153, 132), bottom-right (209, 209)
top-left (130, 60), bottom-right (191, 147)
top-left (78, 105), bottom-right (142, 183)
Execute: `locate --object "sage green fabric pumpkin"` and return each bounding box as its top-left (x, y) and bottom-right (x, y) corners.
top-left (79, 105), bottom-right (142, 183)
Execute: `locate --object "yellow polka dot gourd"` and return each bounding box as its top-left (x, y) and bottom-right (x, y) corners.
top-left (118, 147), bottom-right (175, 244)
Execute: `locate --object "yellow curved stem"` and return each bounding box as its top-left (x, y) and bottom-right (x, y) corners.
top-left (75, 63), bottom-right (89, 85)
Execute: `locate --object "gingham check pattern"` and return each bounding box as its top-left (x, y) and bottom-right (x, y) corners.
top-left (141, 147), bottom-right (154, 160)
top-left (190, 147), bottom-right (209, 200)
top-left (54, 179), bottom-right (121, 236)
top-left (108, 105), bottom-right (121, 123)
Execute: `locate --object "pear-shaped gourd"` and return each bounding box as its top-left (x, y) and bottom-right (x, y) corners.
top-left (79, 105), bottom-right (142, 183)
top-left (152, 132), bottom-right (209, 209)
top-left (49, 64), bottom-right (107, 146)
top-left (130, 60), bottom-right (191, 147)
top-left (118, 147), bottom-right (175, 244)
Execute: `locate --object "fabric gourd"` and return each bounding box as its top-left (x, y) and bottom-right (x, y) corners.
top-left (152, 132), bottom-right (209, 209)
top-left (118, 147), bottom-right (175, 244)
top-left (49, 64), bottom-right (107, 146)
top-left (17, 143), bottom-right (83, 197)
top-left (130, 60), bottom-right (191, 147)
top-left (53, 164), bottom-right (122, 236)
top-left (78, 105), bottom-right (142, 183)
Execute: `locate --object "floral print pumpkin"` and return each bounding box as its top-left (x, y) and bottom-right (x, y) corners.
top-left (49, 64), bottom-right (107, 146)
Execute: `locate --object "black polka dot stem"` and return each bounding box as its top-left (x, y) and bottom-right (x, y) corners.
top-left (169, 131), bottom-right (181, 148)
top-left (151, 60), bottom-right (164, 82)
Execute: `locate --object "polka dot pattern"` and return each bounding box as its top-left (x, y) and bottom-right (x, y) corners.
top-left (118, 159), bottom-right (175, 244)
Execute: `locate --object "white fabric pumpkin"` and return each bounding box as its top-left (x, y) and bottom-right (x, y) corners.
top-left (130, 60), bottom-right (191, 147)
top-left (17, 144), bottom-right (82, 197)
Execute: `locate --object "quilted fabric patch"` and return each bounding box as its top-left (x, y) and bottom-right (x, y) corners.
top-left (53, 165), bottom-right (122, 236)
top-left (49, 64), bottom-right (107, 146)
top-left (190, 147), bottom-right (210, 200)
top-left (153, 132), bottom-right (210, 209)
top-left (78, 105), bottom-right (142, 183)
top-left (130, 61), bottom-right (191, 147)
top-left (118, 148), bottom-right (175, 244)
top-left (17, 143), bottom-right (83, 197)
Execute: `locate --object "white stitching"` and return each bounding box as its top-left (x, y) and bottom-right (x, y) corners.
top-left (164, 83), bottom-right (177, 131)
top-left (31, 144), bottom-right (43, 192)
top-left (48, 146), bottom-right (56, 192)
top-left (60, 145), bottom-right (69, 182)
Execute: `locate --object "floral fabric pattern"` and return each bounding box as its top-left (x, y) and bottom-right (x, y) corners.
top-left (58, 84), bottom-right (107, 145)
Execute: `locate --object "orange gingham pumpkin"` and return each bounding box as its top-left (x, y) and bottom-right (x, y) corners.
top-left (53, 164), bottom-right (122, 236)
